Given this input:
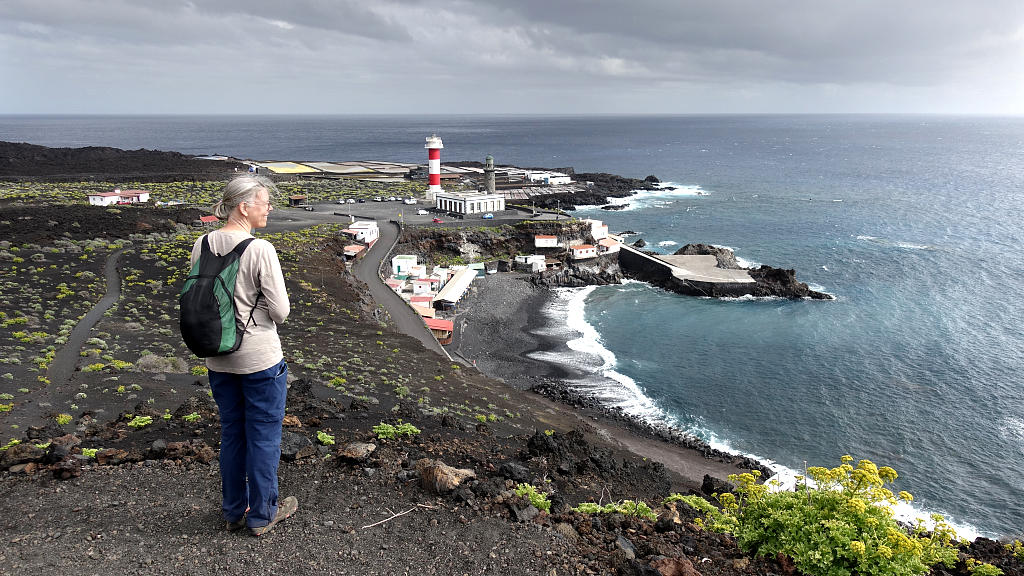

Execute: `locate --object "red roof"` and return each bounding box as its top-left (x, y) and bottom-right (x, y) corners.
top-left (572, 244), bottom-right (595, 251)
top-left (92, 189), bottom-right (149, 197)
top-left (199, 215), bottom-right (220, 223)
top-left (598, 238), bottom-right (618, 247)
top-left (424, 318), bottom-right (454, 332)
top-left (343, 245), bottom-right (365, 254)
top-left (410, 296), bottom-right (433, 303)
top-left (535, 235), bottom-right (557, 239)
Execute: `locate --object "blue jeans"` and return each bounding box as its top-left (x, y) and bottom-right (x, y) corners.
top-left (209, 359), bottom-right (288, 528)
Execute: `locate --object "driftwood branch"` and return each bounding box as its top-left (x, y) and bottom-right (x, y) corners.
top-left (361, 503), bottom-right (437, 529)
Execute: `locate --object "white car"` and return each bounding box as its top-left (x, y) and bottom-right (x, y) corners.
top-left (403, 198), bottom-right (417, 205)
top-left (417, 209), bottom-right (429, 215)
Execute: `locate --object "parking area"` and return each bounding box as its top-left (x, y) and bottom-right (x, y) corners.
top-left (301, 197), bottom-right (562, 226)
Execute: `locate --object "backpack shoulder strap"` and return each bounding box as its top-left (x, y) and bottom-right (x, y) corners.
top-left (230, 237), bottom-right (256, 258)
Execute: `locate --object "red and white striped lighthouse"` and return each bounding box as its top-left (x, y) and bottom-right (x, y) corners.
top-left (425, 134), bottom-right (443, 200)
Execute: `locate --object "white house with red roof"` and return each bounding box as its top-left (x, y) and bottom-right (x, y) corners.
top-left (597, 238), bottom-right (620, 255)
top-left (534, 234), bottom-right (559, 248)
top-left (88, 189), bottom-right (151, 206)
top-left (570, 244), bottom-right (598, 260)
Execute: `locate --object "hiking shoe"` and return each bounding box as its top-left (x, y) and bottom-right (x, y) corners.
top-left (249, 497), bottom-right (298, 537)
top-left (225, 507), bottom-right (250, 532)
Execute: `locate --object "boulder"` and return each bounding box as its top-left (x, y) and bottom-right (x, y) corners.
top-left (415, 458), bottom-right (476, 494)
top-left (0, 443), bottom-right (45, 468)
top-left (499, 461), bottom-right (530, 482)
top-left (701, 474), bottom-right (733, 496)
top-left (673, 244), bottom-right (739, 269)
top-left (95, 448), bottom-right (130, 466)
top-left (280, 431), bottom-right (315, 461)
top-left (649, 556), bottom-right (702, 576)
top-left (337, 442), bottom-right (376, 463)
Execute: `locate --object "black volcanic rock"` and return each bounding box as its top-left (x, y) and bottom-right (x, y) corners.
top-left (673, 244), bottom-right (740, 269)
top-left (0, 141), bottom-right (246, 181)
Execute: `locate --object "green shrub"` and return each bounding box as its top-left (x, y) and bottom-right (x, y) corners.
top-left (372, 421), bottom-right (421, 440)
top-left (55, 413), bottom-right (72, 425)
top-left (127, 415), bottom-right (152, 428)
top-left (182, 412), bottom-right (200, 423)
top-left (514, 483), bottom-right (551, 512)
top-left (316, 431), bottom-right (335, 445)
top-left (81, 448), bottom-right (98, 459)
top-left (692, 457), bottom-right (960, 576)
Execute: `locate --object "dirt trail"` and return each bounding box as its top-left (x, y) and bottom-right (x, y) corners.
top-left (47, 249), bottom-right (125, 384)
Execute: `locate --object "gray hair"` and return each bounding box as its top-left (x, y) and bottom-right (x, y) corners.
top-left (212, 175), bottom-right (279, 219)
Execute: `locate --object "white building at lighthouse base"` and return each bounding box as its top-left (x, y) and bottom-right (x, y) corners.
top-left (434, 191), bottom-right (505, 215)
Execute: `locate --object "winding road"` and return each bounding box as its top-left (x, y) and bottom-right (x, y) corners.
top-left (350, 221), bottom-right (449, 358)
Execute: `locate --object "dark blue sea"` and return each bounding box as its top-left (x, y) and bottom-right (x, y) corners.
top-left (3, 114), bottom-right (1022, 538)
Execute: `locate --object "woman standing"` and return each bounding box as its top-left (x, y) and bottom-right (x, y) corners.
top-left (191, 175), bottom-right (296, 536)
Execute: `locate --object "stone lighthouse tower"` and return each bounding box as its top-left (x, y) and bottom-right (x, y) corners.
top-left (484, 155), bottom-right (496, 194)
top-left (424, 134), bottom-right (443, 202)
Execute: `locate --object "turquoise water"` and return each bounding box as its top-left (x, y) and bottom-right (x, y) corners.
top-left (3, 113), bottom-right (1022, 537)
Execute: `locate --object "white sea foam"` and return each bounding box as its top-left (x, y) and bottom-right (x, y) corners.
top-left (574, 182), bottom-right (710, 213)
top-left (856, 235), bottom-right (932, 250)
top-left (657, 240), bottom-right (678, 247)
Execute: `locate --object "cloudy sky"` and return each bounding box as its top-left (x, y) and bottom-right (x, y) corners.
top-left (2, 0), bottom-right (1023, 114)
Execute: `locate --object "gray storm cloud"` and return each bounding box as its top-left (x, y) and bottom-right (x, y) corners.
top-left (0, 0), bottom-right (1021, 113)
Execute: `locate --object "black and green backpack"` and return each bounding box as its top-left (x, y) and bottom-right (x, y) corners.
top-left (179, 235), bottom-right (260, 357)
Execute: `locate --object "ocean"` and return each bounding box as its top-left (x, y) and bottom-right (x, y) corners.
top-left (2, 114), bottom-right (1022, 538)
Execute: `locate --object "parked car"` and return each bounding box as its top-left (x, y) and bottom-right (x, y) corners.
top-left (336, 199), bottom-right (347, 204)
top-left (347, 198), bottom-right (356, 204)
top-left (373, 196), bottom-right (383, 202)
top-left (357, 198), bottom-right (365, 203)
top-left (432, 217), bottom-right (443, 223)
top-left (482, 213), bottom-right (494, 219)
top-left (303, 206), bottom-right (315, 212)
top-left (417, 209), bottom-right (429, 215)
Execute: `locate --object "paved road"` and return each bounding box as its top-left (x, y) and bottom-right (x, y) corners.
top-left (351, 220), bottom-right (449, 358)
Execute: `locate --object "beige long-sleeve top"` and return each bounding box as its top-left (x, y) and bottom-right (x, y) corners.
top-left (190, 229), bottom-right (290, 374)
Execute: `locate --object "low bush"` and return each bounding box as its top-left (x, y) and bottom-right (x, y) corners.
top-left (686, 457), bottom-right (961, 576)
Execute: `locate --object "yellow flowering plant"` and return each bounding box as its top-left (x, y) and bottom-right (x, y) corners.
top-left (689, 456), bottom-right (960, 576)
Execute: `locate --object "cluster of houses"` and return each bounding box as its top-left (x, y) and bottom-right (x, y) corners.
top-left (521, 218), bottom-right (621, 271)
top-left (385, 254), bottom-right (485, 345)
top-left (385, 218), bottom-right (623, 347)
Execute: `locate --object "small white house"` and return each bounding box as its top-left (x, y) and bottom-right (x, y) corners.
top-left (412, 277), bottom-right (441, 295)
top-left (534, 235), bottom-right (559, 249)
top-left (598, 238), bottom-right (620, 255)
top-left (583, 219), bottom-right (609, 241)
top-left (391, 255), bottom-right (417, 276)
top-left (515, 254), bottom-right (547, 272)
top-left (570, 244), bottom-right (598, 260)
top-left (88, 189), bottom-right (150, 206)
top-left (344, 220), bottom-right (379, 244)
